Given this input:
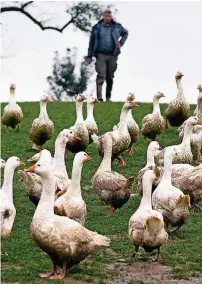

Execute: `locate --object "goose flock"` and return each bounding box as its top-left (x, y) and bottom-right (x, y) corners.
top-left (1, 72), bottom-right (202, 280)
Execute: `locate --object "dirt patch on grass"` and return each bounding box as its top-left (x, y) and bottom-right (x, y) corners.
top-left (107, 262), bottom-right (202, 284)
top-left (1, 263), bottom-right (23, 270)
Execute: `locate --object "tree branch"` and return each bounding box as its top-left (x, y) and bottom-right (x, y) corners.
top-left (1, 3), bottom-right (74, 33)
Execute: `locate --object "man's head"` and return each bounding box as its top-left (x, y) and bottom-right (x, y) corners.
top-left (103, 9), bottom-right (112, 24)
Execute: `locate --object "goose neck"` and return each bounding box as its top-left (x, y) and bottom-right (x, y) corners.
top-left (95, 138), bottom-right (112, 175)
top-left (76, 100), bottom-right (84, 123)
top-left (181, 125), bottom-right (192, 146)
top-left (53, 139), bottom-right (68, 177)
top-left (1, 165), bottom-right (15, 202)
top-left (67, 158), bottom-right (83, 196)
top-left (146, 148), bottom-right (155, 167)
top-left (86, 103), bottom-right (95, 121)
top-left (9, 90), bottom-right (16, 104)
top-left (140, 176), bottom-right (153, 208)
top-left (162, 156), bottom-right (172, 183)
top-left (176, 77), bottom-right (184, 99)
top-left (35, 174), bottom-right (56, 216)
top-left (119, 107), bottom-right (129, 131)
top-left (153, 97), bottom-right (160, 114)
top-left (39, 101), bottom-right (48, 120)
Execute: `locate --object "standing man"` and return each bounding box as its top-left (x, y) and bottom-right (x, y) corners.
top-left (87, 9), bottom-right (128, 101)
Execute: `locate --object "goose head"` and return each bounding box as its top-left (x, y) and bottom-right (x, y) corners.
top-left (57, 129), bottom-right (81, 145)
top-left (148, 141), bottom-right (162, 154)
top-left (126, 93), bottom-right (135, 101)
top-left (25, 150), bottom-right (53, 178)
top-left (10, 84), bottom-right (16, 90)
top-left (0, 159), bottom-right (6, 168)
top-left (123, 101), bottom-right (139, 111)
top-left (76, 94), bottom-right (86, 102)
top-left (88, 97), bottom-right (100, 104)
top-left (185, 116), bottom-right (202, 128)
top-left (6, 156), bottom-right (25, 170)
top-left (40, 95), bottom-right (49, 102)
top-left (196, 84), bottom-right (202, 92)
top-left (175, 71), bottom-right (184, 79)
top-left (74, 151), bottom-right (92, 165)
top-left (27, 153), bottom-right (41, 163)
top-left (154, 92), bottom-right (165, 100)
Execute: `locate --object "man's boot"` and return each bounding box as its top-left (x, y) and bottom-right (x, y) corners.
top-left (97, 84), bottom-right (103, 101)
top-left (106, 81), bottom-right (113, 102)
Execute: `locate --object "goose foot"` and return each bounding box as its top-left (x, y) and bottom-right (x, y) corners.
top-left (49, 262), bottom-right (66, 279)
top-left (192, 204), bottom-right (202, 212)
top-left (168, 224), bottom-right (183, 234)
top-left (109, 207), bottom-right (115, 216)
top-left (16, 123), bottom-right (21, 131)
top-left (132, 246), bottom-right (139, 258)
top-left (6, 126), bottom-right (9, 134)
top-left (118, 156), bottom-right (126, 167)
top-left (39, 264), bottom-right (57, 278)
top-left (32, 143), bottom-right (42, 151)
top-left (154, 248), bottom-right (161, 262)
top-left (127, 146), bottom-right (134, 156)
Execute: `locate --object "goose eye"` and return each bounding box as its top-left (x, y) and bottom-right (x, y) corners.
top-left (37, 164), bottom-right (41, 167)
top-left (70, 131), bottom-right (72, 134)
top-left (66, 135), bottom-right (68, 137)
top-left (17, 158), bottom-right (19, 161)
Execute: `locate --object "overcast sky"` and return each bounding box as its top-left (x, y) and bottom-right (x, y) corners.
top-left (1, 1), bottom-right (202, 103)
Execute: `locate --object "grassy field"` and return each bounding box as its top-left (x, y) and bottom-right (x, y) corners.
top-left (1, 101), bottom-right (202, 284)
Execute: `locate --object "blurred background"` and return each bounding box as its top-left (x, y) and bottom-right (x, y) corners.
top-left (1, 1), bottom-right (202, 102)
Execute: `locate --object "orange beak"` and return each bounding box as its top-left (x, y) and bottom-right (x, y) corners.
top-left (197, 120), bottom-right (202, 125)
top-left (81, 94), bottom-right (86, 100)
top-left (196, 84), bottom-right (201, 89)
top-left (45, 96), bottom-right (49, 102)
top-left (74, 134), bottom-right (81, 141)
top-left (94, 98), bottom-right (100, 103)
top-left (86, 154), bottom-right (92, 161)
top-left (19, 161), bottom-right (25, 167)
top-left (179, 72), bottom-right (184, 76)
top-left (25, 165), bottom-right (36, 173)
top-left (10, 84), bottom-right (16, 89)
top-left (129, 102), bottom-right (139, 108)
top-left (160, 93), bottom-right (165, 97)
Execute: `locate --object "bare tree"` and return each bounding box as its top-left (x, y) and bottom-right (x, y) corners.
top-left (1, 1), bottom-right (116, 33)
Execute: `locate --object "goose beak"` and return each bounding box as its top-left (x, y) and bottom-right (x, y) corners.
top-left (25, 165), bottom-right (36, 173)
top-left (94, 98), bottom-right (100, 103)
top-left (81, 94), bottom-right (86, 100)
top-left (196, 84), bottom-right (201, 89)
top-left (129, 102), bottom-right (139, 108)
top-left (197, 120), bottom-right (202, 125)
top-left (160, 93), bottom-right (165, 97)
top-left (86, 154), bottom-right (92, 161)
top-left (18, 161), bottom-right (25, 167)
top-left (179, 72), bottom-right (184, 76)
top-left (74, 134), bottom-right (81, 141)
top-left (45, 96), bottom-right (49, 102)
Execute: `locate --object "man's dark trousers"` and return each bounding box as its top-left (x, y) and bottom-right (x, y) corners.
top-left (95, 53), bottom-right (117, 101)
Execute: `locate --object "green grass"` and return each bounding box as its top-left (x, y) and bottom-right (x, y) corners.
top-left (1, 101), bottom-right (202, 283)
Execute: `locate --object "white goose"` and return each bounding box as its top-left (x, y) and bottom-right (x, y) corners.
top-left (155, 116), bottom-right (201, 166)
top-left (138, 141), bottom-right (162, 196)
top-left (19, 130), bottom-right (78, 206)
top-left (129, 169), bottom-right (168, 261)
top-left (193, 84), bottom-right (202, 116)
top-left (1, 84), bottom-right (23, 132)
top-left (152, 149), bottom-right (190, 233)
top-left (25, 152), bottom-right (110, 279)
top-left (29, 95), bottom-right (54, 150)
top-left (0, 157), bottom-right (24, 245)
top-left (165, 71), bottom-right (190, 127)
top-left (67, 94), bottom-right (89, 153)
top-left (54, 152), bottom-right (92, 225)
top-left (92, 101), bottom-right (138, 166)
top-left (85, 97), bottom-right (100, 143)
top-left (141, 92), bottom-right (166, 140)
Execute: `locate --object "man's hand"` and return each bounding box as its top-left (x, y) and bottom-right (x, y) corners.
top-left (117, 43), bottom-right (121, 49)
top-left (87, 57), bottom-right (93, 64)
